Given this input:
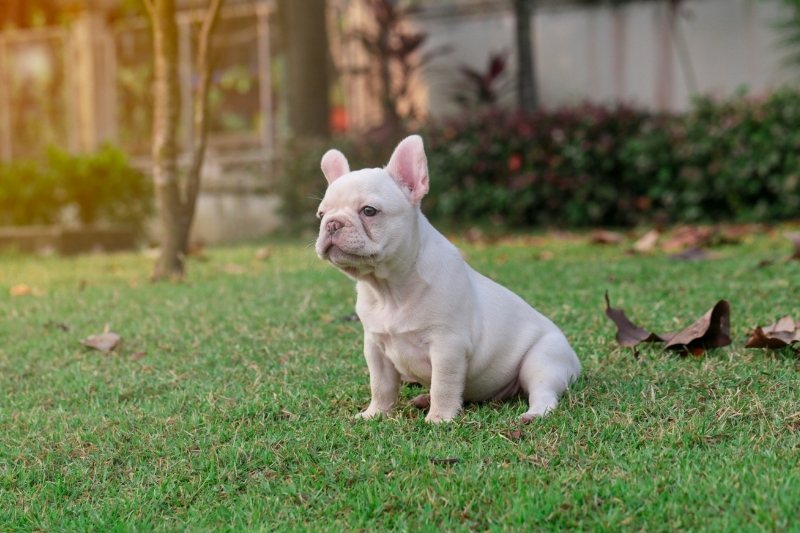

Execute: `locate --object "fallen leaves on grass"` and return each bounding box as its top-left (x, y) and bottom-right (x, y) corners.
top-left (10, 284), bottom-right (36, 297)
top-left (660, 226), bottom-right (715, 252)
top-left (589, 229), bottom-right (624, 245)
top-left (604, 292), bottom-right (663, 348)
top-left (255, 246), bottom-right (272, 261)
top-left (631, 229), bottom-right (660, 254)
top-left (626, 224), bottom-right (760, 258)
top-left (81, 328), bottom-right (121, 354)
top-left (745, 317), bottom-right (800, 349)
top-left (604, 292), bottom-right (731, 356)
top-left (662, 300), bottom-right (731, 355)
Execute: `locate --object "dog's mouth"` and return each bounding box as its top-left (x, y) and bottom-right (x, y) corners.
top-left (323, 244), bottom-right (377, 273)
top-left (326, 244), bottom-right (373, 263)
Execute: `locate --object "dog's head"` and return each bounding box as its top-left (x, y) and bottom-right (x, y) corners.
top-left (315, 135), bottom-right (430, 279)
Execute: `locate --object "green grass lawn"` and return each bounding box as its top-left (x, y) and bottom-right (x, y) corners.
top-left (1, 231), bottom-right (799, 530)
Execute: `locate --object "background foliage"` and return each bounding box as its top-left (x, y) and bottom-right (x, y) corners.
top-left (281, 87), bottom-right (800, 230)
top-left (0, 145), bottom-right (152, 231)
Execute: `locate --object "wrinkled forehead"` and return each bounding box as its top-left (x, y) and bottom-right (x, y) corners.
top-left (320, 168), bottom-right (407, 207)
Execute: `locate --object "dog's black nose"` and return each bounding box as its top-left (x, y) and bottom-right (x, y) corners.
top-left (326, 219), bottom-right (344, 235)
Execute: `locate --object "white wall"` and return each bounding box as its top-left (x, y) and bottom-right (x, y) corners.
top-left (415, 0), bottom-right (794, 114)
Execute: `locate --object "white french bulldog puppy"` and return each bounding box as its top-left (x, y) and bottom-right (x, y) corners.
top-left (315, 135), bottom-right (580, 423)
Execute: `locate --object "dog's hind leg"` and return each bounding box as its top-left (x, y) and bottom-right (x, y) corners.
top-left (518, 333), bottom-right (580, 422)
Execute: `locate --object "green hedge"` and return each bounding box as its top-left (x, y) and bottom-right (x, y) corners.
top-left (0, 145), bottom-right (152, 231)
top-left (282, 88), bottom-right (800, 231)
top-left (424, 104), bottom-right (654, 227)
top-left (425, 88), bottom-right (800, 227)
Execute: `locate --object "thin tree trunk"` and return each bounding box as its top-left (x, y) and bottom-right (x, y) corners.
top-left (145, 0), bottom-right (223, 281)
top-left (147, 0), bottom-right (184, 280)
top-left (514, 0), bottom-right (538, 112)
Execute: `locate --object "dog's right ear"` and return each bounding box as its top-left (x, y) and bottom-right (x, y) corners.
top-left (321, 149), bottom-right (350, 184)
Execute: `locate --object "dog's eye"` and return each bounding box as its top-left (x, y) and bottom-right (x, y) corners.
top-left (317, 211), bottom-right (324, 219)
top-left (361, 205), bottom-right (378, 217)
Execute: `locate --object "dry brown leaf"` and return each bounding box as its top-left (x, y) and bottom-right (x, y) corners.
top-left (589, 229), bottom-right (624, 245)
top-left (745, 316), bottom-right (800, 349)
top-left (604, 292), bottom-right (664, 348)
top-left (255, 246), bottom-right (272, 261)
top-left (9, 284), bottom-right (33, 297)
top-left (662, 300), bottom-right (731, 355)
top-left (81, 331), bottom-right (121, 354)
top-left (715, 224), bottom-right (761, 245)
top-left (496, 235), bottom-right (548, 247)
top-left (631, 229), bottom-right (660, 254)
top-left (548, 230), bottom-right (580, 241)
top-left (604, 293), bottom-right (731, 356)
top-left (661, 226), bottom-right (714, 252)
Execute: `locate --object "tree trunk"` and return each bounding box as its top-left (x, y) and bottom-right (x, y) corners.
top-left (148, 0), bottom-right (184, 280)
top-left (278, 0), bottom-right (330, 138)
top-left (146, 0), bottom-right (223, 281)
top-left (514, 0), bottom-right (538, 112)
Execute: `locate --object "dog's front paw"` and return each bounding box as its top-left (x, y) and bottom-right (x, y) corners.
top-left (424, 410), bottom-right (457, 424)
top-left (355, 405), bottom-right (390, 420)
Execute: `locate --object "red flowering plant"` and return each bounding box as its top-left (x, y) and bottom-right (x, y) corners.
top-left (422, 88), bottom-right (800, 228)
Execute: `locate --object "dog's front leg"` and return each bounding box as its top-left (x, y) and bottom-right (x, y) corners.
top-left (426, 338), bottom-right (468, 423)
top-left (356, 336), bottom-right (400, 419)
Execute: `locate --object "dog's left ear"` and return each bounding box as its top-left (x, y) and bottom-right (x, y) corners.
top-left (386, 135), bottom-right (429, 204)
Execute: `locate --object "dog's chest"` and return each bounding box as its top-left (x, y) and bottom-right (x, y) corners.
top-left (374, 328), bottom-right (432, 383)
top-left (362, 308), bottom-right (432, 382)
top-left (358, 288), bottom-right (436, 383)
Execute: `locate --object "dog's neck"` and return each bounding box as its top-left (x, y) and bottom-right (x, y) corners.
top-left (356, 210), bottom-right (433, 305)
